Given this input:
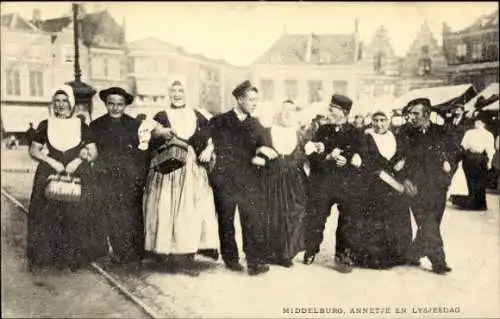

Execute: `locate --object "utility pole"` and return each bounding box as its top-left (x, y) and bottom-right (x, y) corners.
top-left (65, 3), bottom-right (96, 122)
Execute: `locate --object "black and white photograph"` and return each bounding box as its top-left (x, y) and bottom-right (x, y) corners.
top-left (1, 1), bottom-right (499, 318)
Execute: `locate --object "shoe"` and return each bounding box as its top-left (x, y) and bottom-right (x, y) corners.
top-left (432, 263), bottom-right (452, 274)
top-left (224, 261), bottom-right (244, 272)
top-left (276, 259), bottom-right (294, 268)
top-left (303, 251), bottom-right (316, 265)
top-left (248, 264), bottom-right (270, 276)
top-left (406, 258), bottom-right (421, 267)
top-left (333, 256), bottom-right (353, 274)
top-left (177, 268), bottom-right (200, 277)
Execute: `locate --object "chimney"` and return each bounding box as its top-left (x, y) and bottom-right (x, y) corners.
top-left (32, 9), bottom-right (42, 27)
top-left (305, 33), bottom-right (313, 63)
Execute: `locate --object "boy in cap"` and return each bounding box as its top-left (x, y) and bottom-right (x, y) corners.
top-left (302, 94), bottom-right (365, 273)
top-left (90, 86), bottom-right (149, 266)
top-left (208, 80), bottom-right (275, 276)
top-left (397, 97), bottom-right (456, 274)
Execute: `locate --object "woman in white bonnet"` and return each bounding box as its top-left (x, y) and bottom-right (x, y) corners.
top-left (143, 74), bottom-right (219, 277)
top-left (27, 85), bottom-right (100, 272)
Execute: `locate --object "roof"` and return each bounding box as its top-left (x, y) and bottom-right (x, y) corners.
top-left (253, 33), bottom-right (357, 65)
top-left (40, 10), bottom-right (125, 48)
top-left (128, 36), bottom-right (238, 68)
top-left (1, 13), bottom-right (38, 31)
top-left (460, 9), bottom-right (499, 33)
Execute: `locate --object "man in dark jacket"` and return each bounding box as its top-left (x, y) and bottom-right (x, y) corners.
top-left (302, 94), bottom-right (365, 273)
top-left (397, 97), bottom-right (456, 274)
top-left (208, 80), bottom-right (274, 276)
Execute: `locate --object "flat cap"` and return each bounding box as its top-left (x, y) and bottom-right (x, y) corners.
top-left (232, 80), bottom-right (258, 99)
top-left (99, 87), bottom-right (134, 105)
top-left (329, 94), bottom-right (353, 114)
top-left (405, 97), bottom-right (432, 111)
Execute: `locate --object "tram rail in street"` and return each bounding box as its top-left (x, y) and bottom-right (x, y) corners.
top-left (1, 187), bottom-right (161, 319)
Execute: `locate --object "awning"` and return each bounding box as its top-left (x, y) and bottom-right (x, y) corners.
top-left (392, 84), bottom-right (478, 111)
top-left (484, 100), bottom-right (499, 111)
top-left (464, 82), bottom-right (499, 111)
top-left (1, 105), bottom-right (49, 132)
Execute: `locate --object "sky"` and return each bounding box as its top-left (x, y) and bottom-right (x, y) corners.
top-left (1, 1), bottom-right (498, 66)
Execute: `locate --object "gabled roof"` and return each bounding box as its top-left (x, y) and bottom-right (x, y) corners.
top-left (128, 36), bottom-right (238, 68)
top-left (1, 13), bottom-right (38, 31)
top-left (253, 33), bottom-right (357, 65)
top-left (460, 9), bottom-right (498, 33)
top-left (39, 10), bottom-right (125, 48)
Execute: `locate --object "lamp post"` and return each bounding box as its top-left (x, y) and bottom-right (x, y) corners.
top-left (66, 3), bottom-right (96, 123)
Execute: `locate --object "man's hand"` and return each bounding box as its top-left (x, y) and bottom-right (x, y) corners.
top-left (199, 141), bottom-right (214, 163)
top-left (48, 159), bottom-right (65, 173)
top-left (351, 153), bottom-right (362, 168)
top-left (335, 155), bottom-right (347, 167)
top-left (443, 161), bottom-right (451, 173)
top-left (403, 179), bottom-right (418, 197)
top-left (304, 142), bottom-right (325, 155)
top-left (394, 159), bottom-right (405, 172)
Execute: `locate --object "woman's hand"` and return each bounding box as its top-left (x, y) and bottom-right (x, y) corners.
top-left (156, 127), bottom-right (176, 140)
top-left (65, 158), bottom-right (83, 175)
top-left (257, 146), bottom-right (279, 160)
top-left (48, 158), bottom-right (65, 173)
top-left (252, 156), bottom-right (266, 167)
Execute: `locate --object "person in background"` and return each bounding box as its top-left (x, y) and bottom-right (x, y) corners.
top-left (353, 114), bottom-right (366, 133)
top-left (27, 85), bottom-right (100, 272)
top-left (26, 122), bottom-right (36, 147)
top-left (208, 80), bottom-right (272, 276)
top-left (302, 94), bottom-right (365, 273)
top-left (453, 112), bottom-right (495, 211)
top-left (90, 87), bottom-right (149, 267)
top-left (143, 75), bottom-right (219, 277)
top-left (260, 99), bottom-right (308, 267)
top-left (397, 98), bottom-right (456, 275)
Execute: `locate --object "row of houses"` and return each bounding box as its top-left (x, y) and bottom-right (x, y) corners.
top-left (1, 6), bottom-right (498, 133)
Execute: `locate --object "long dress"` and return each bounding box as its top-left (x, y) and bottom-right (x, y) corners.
top-left (350, 130), bottom-right (412, 269)
top-left (262, 126), bottom-right (308, 263)
top-left (90, 114), bottom-right (149, 263)
top-left (143, 109), bottom-right (219, 256)
top-left (27, 119), bottom-right (104, 269)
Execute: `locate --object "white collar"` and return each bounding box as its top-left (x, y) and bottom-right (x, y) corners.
top-left (233, 107), bottom-right (248, 122)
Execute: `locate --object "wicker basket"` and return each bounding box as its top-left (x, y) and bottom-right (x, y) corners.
top-left (150, 138), bottom-right (189, 175)
top-left (44, 174), bottom-right (82, 202)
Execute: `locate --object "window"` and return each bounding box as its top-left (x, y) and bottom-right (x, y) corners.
top-left (6, 68), bottom-right (21, 96)
top-left (456, 43), bottom-right (467, 58)
top-left (332, 80), bottom-right (348, 96)
top-left (284, 79), bottom-right (299, 100)
top-left (199, 66), bottom-right (221, 113)
top-left (29, 70), bottom-right (44, 97)
top-left (472, 43), bottom-right (483, 60)
top-left (107, 58), bottom-right (120, 79)
top-left (62, 45), bottom-right (74, 63)
top-left (319, 52), bottom-right (330, 64)
top-left (308, 80), bottom-right (323, 103)
top-left (92, 57), bottom-right (105, 78)
top-left (486, 44), bottom-right (499, 60)
top-left (260, 79), bottom-right (274, 102)
top-left (29, 45), bottom-right (43, 60)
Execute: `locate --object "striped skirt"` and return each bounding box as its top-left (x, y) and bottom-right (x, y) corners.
top-left (143, 145), bottom-right (219, 255)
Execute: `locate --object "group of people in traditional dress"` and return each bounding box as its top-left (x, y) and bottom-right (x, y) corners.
top-left (26, 76), bottom-right (496, 277)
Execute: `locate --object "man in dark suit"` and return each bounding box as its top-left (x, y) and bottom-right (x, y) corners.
top-left (397, 97), bottom-right (456, 274)
top-left (208, 80), bottom-right (273, 276)
top-left (302, 94), bottom-right (365, 273)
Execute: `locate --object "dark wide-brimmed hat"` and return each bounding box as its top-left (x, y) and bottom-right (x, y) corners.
top-left (232, 80), bottom-right (258, 99)
top-left (329, 94), bottom-right (353, 114)
top-left (99, 87), bottom-right (134, 105)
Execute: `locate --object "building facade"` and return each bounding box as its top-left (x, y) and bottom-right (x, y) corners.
top-left (1, 13), bottom-right (52, 136)
top-left (443, 10), bottom-right (499, 92)
top-left (248, 20), bottom-right (362, 120)
top-left (126, 36), bottom-right (246, 119)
